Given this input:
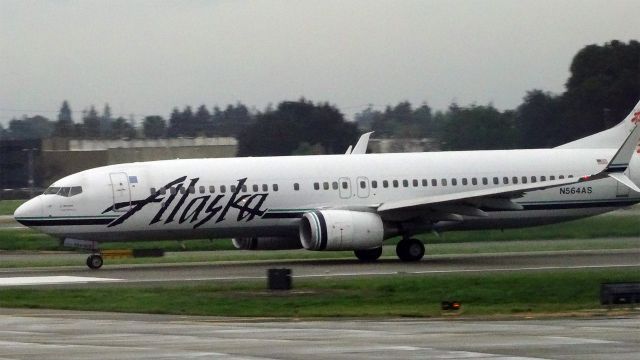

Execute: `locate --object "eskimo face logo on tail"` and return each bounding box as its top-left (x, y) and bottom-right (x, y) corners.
top-left (632, 111), bottom-right (640, 124)
top-left (104, 177), bottom-right (268, 229)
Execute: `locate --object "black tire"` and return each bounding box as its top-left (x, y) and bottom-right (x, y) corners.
top-left (354, 247), bottom-right (383, 262)
top-left (396, 238), bottom-right (425, 262)
top-left (86, 254), bottom-right (103, 269)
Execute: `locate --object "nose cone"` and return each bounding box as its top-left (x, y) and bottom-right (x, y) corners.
top-left (14, 197), bottom-right (43, 223)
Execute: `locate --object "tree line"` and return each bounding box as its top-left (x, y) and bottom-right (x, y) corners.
top-left (1, 40), bottom-right (637, 154)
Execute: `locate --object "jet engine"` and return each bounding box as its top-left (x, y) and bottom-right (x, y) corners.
top-left (299, 210), bottom-right (384, 251)
top-left (232, 237), bottom-right (302, 250)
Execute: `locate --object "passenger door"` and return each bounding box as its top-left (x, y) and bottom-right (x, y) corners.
top-left (109, 172), bottom-right (131, 211)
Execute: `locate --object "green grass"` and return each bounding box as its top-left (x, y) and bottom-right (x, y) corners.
top-left (0, 200), bottom-right (24, 216)
top-left (1, 268), bottom-right (637, 317)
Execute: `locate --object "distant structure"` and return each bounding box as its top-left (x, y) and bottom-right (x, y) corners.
top-left (1, 137), bottom-right (237, 197)
top-left (368, 138), bottom-right (440, 153)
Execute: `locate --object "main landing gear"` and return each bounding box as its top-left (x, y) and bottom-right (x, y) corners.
top-left (354, 247), bottom-right (383, 262)
top-left (86, 254), bottom-right (103, 270)
top-left (396, 238), bottom-right (425, 262)
top-left (353, 238), bottom-right (426, 262)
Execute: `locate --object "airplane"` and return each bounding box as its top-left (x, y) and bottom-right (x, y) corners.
top-left (14, 100), bottom-right (640, 269)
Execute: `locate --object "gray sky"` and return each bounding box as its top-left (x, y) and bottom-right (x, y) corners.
top-left (1, 0), bottom-right (638, 125)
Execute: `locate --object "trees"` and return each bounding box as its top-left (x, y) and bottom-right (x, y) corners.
top-left (238, 99), bottom-right (358, 156)
top-left (7, 115), bottom-right (54, 140)
top-left (515, 90), bottom-right (564, 148)
top-left (356, 101), bottom-right (433, 138)
top-left (82, 106), bottom-right (101, 138)
top-left (436, 104), bottom-right (516, 151)
top-left (143, 116), bottom-right (167, 139)
top-left (53, 100), bottom-right (75, 137)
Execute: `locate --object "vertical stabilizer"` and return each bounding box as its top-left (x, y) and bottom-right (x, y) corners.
top-left (557, 100), bottom-right (640, 149)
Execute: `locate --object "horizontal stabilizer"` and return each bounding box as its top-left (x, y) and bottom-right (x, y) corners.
top-left (605, 124), bottom-right (640, 173)
top-left (609, 173), bottom-right (640, 193)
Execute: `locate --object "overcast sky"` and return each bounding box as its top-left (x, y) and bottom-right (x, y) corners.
top-left (1, 0), bottom-right (637, 125)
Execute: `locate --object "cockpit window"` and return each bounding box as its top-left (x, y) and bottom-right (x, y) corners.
top-left (44, 187), bottom-right (60, 195)
top-left (43, 186), bottom-right (83, 197)
top-left (69, 186), bottom-right (83, 196)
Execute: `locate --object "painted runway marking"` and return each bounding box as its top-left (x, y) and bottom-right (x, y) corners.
top-left (0, 276), bottom-right (122, 286)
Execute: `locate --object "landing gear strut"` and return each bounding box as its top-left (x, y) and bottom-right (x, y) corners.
top-left (354, 247), bottom-right (383, 262)
top-left (396, 238), bottom-right (425, 262)
top-left (86, 254), bottom-right (103, 270)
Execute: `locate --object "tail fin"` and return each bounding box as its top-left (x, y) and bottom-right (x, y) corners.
top-left (557, 99), bottom-right (640, 149)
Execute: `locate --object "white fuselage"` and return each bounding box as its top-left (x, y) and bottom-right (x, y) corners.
top-left (15, 147), bottom-right (640, 243)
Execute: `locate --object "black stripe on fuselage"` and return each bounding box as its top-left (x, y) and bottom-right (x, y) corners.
top-left (15, 218), bottom-right (116, 226)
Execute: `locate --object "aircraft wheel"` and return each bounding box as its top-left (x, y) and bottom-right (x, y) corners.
top-left (86, 254), bottom-right (103, 270)
top-left (354, 247), bottom-right (383, 262)
top-left (396, 238), bottom-right (425, 262)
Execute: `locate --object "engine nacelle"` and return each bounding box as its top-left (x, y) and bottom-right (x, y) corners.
top-left (299, 210), bottom-right (384, 251)
top-left (232, 237), bottom-right (302, 250)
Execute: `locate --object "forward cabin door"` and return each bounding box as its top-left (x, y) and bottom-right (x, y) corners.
top-left (109, 172), bottom-right (131, 211)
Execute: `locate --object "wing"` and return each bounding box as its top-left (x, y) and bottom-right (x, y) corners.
top-left (376, 177), bottom-right (582, 221)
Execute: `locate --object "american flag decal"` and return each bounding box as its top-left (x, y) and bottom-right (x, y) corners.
top-left (596, 159), bottom-right (608, 165)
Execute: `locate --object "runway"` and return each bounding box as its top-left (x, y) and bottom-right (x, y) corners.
top-left (1, 249), bottom-right (639, 287)
top-left (0, 308), bottom-right (638, 359)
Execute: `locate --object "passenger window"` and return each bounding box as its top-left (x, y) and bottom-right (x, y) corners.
top-left (503, 177), bottom-right (509, 184)
top-left (241, 185), bottom-right (247, 192)
top-left (160, 188), bottom-right (166, 195)
top-left (402, 179), bottom-right (408, 187)
top-left (482, 177), bottom-right (488, 185)
top-left (220, 185), bottom-right (226, 193)
top-left (323, 182), bottom-right (329, 190)
top-left (209, 186), bottom-right (215, 193)
top-left (273, 184), bottom-right (279, 191)
top-left (493, 177), bottom-right (499, 185)
top-left (393, 180), bottom-right (399, 188)
top-left (230, 185), bottom-right (236, 193)
top-left (531, 176), bottom-right (537, 183)
top-left (199, 186), bottom-right (205, 194)
top-left (559, 175), bottom-right (564, 179)
top-left (253, 184), bottom-right (259, 192)
top-left (462, 178), bottom-right (468, 186)
top-left (293, 183), bottom-right (300, 191)
top-left (540, 176), bottom-right (546, 182)
top-left (383, 180), bottom-right (389, 188)
top-left (451, 178), bottom-right (457, 186)
top-left (371, 180), bottom-right (378, 189)
top-left (262, 184), bottom-right (268, 192)
top-left (431, 179), bottom-right (437, 186)
top-left (180, 187), bottom-right (186, 194)
top-left (422, 179), bottom-right (428, 187)
top-left (69, 186), bottom-right (83, 197)
top-left (360, 181), bottom-right (366, 189)
top-left (412, 179), bottom-right (418, 187)
top-left (521, 176), bottom-right (528, 184)
top-left (472, 178), bottom-right (478, 185)
top-left (170, 187), bottom-right (177, 195)
top-left (150, 187), bottom-right (156, 195)
top-left (568, 175), bottom-right (574, 178)
top-left (550, 176), bottom-right (555, 181)
top-left (332, 182), bottom-right (338, 190)
top-left (512, 177), bottom-right (518, 184)
top-left (441, 179), bottom-right (447, 186)
top-left (314, 182), bottom-right (320, 190)
top-left (188, 186), bottom-right (196, 194)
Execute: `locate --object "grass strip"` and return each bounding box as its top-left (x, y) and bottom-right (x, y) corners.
top-left (1, 268), bottom-right (638, 317)
top-left (0, 200), bottom-right (23, 216)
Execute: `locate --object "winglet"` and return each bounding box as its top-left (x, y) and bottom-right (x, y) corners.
top-left (350, 132), bottom-right (374, 155)
top-left (344, 145), bottom-right (353, 155)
